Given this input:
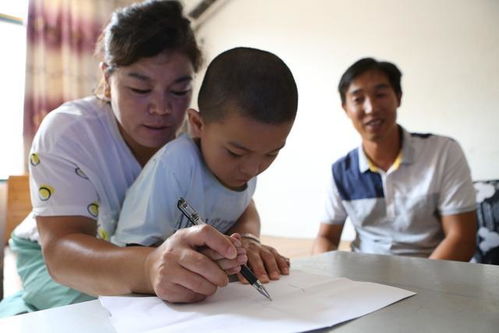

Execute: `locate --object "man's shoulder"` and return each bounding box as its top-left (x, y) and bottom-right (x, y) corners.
top-left (408, 131), bottom-right (458, 153)
top-left (409, 131), bottom-right (455, 144)
top-left (332, 148), bottom-right (359, 172)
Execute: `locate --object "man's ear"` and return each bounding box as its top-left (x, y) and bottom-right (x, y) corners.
top-left (342, 103), bottom-right (350, 117)
top-left (187, 108), bottom-right (203, 138)
top-left (397, 93), bottom-right (402, 107)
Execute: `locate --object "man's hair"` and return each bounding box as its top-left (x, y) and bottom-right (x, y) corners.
top-left (198, 47), bottom-right (298, 124)
top-left (338, 58), bottom-right (402, 104)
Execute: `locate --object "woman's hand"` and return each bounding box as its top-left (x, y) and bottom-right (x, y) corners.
top-left (237, 236), bottom-right (290, 284)
top-left (200, 233), bottom-right (248, 275)
top-left (144, 224), bottom-right (244, 303)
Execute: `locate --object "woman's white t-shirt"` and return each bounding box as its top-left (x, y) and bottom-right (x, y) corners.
top-left (14, 96), bottom-right (141, 242)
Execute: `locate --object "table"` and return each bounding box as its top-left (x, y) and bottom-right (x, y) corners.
top-left (1, 251), bottom-right (498, 332)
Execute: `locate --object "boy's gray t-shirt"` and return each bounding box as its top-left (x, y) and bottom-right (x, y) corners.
top-left (113, 134), bottom-right (256, 246)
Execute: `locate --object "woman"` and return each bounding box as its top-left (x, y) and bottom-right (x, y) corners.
top-left (0, 0), bottom-right (288, 317)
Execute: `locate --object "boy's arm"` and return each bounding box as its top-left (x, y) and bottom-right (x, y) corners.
top-left (313, 223), bottom-right (344, 254)
top-left (227, 200), bottom-right (290, 283)
top-left (429, 211), bottom-right (477, 261)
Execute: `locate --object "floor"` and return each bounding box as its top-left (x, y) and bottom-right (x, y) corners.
top-left (1, 236), bottom-right (351, 298)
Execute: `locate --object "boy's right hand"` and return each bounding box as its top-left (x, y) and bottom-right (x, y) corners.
top-left (144, 225), bottom-right (244, 303)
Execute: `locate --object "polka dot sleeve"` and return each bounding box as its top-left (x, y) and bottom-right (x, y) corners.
top-left (29, 150), bottom-right (99, 220)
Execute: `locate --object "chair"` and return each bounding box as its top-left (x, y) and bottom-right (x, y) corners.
top-left (473, 180), bottom-right (499, 265)
top-left (4, 175), bottom-right (31, 245)
top-left (1, 175), bottom-right (31, 300)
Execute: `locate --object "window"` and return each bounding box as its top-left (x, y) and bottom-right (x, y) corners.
top-left (0, 1), bottom-right (29, 179)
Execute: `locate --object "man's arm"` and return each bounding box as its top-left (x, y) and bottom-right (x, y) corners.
top-left (429, 211), bottom-right (477, 261)
top-left (313, 223), bottom-right (344, 254)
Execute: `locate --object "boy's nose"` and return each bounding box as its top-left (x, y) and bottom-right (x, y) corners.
top-left (240, 160), bottom-right (261, 178)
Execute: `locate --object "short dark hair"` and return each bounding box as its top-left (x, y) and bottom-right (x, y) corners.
top-left (338, 58), bottom-right (402, 104)
top-left (96, 0), bottom-right (202, 72)
top-left (198, 47), bottom-right (298, 124)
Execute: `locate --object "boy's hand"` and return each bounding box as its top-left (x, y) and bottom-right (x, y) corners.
top-left (237, 237), bottom-right (290, 284)
top-left (145, 224), bottom-right (241, 303)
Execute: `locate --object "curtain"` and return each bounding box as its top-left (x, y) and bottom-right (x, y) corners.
top-left (23, 0), bottom-right (135, 165)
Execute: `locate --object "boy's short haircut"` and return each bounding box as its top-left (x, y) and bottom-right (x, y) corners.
top-left (198, 47), bottom-right (298, 124)
top-left (338, 57), bottom-right (403, 104)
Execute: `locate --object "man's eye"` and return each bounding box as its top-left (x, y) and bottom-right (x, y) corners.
top-left (130, 88), bottom-right (151, 94)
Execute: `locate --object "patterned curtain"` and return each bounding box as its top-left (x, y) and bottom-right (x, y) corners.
top-left (23, 0), bottom-right (135, 165)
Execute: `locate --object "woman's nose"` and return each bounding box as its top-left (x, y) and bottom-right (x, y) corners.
top-left (149, 95), bottom-right (171, 115)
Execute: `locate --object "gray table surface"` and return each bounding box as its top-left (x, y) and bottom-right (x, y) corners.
top-left (292, 251), bottom-right (499, 333)
top-left (1, 251), bottom-right (498, 332)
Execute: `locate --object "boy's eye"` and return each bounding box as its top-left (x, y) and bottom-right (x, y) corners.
top-left (266, 152), bottom-right (279, 158)
top-left (227, 150), bottom-right (243, 158)
top-left (130, 88), bottom-right (151, 94)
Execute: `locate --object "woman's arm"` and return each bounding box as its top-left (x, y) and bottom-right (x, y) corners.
top-left (37, 216), bottom-right (242, 303)
top-left (227, 200), bottom-right (290, 283)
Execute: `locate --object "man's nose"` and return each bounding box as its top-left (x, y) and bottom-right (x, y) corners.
top-left (364, 97), bottom-right (375, 114)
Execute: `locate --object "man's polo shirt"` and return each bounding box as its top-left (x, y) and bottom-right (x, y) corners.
top-left (323, 127), bottom-right (476, 257)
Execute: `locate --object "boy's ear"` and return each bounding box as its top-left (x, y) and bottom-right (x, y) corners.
top-left (187, 108), bottom-right (203, 137)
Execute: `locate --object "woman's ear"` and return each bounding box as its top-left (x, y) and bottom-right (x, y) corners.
top-left (99, 62), bottom-right (112, 100)
top-left (100, 62), bottom-right (109, 80)
top-left (187, 108), bottom-right (203, 138)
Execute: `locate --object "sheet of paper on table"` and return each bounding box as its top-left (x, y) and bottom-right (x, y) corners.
top-left (99, 270), bottom-right (415, 333)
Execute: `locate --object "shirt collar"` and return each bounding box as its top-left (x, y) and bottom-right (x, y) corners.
top-left (357, 125), bottom-right (415, 174)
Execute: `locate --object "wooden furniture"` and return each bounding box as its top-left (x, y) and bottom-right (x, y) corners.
top-left (4, 175), bottom-right (31, 245)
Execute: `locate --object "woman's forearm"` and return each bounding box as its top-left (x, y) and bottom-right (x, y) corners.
top-left (37, 216), bottom-right (154, 296)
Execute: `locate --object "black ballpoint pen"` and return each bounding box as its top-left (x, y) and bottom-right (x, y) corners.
top-left (177, 197), bottom-right (272, 301)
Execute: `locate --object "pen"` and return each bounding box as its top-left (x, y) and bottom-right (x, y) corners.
top-left (177, 197), bottom-right (272, 301)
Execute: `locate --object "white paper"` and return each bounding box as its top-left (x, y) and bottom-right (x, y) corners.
top-left (99, 270), bottom-right (415, 333)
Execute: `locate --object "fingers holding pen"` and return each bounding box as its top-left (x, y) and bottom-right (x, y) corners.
top-left (146, 225), bottom-right (241, 303)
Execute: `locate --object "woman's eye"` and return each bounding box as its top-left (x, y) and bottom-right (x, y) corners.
top-left (130, 88), bottom-right (151, 94)
top-left (171, 89), bottom-right (191, 97)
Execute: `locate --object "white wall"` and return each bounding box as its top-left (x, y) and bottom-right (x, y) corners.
top-left (194, 0), bottom-right (499, 238)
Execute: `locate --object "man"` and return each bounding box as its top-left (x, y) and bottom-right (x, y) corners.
top-left (313, 58), bottom-right (476, 261)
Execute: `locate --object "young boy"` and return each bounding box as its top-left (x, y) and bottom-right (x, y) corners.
top-left (112, 47), bottom-right (298, 250)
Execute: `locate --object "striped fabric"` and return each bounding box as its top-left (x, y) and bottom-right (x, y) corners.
top-left (23, 0), bottom-right (135, 152)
